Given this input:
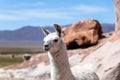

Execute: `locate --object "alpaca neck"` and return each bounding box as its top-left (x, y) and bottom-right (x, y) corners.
top-left (48, 42), bottom-right (75, 80)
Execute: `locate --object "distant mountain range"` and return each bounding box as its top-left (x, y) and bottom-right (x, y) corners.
top-left (101, 23), bottom-right (115, 33)
top-left (0, 24), bottom-right (115, 42)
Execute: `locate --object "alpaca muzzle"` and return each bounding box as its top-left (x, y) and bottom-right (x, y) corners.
top-left (43, 44), bottom-right (50, 51)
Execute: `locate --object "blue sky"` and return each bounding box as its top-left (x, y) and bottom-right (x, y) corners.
top-left (0, 0), bottom-right (114, 30)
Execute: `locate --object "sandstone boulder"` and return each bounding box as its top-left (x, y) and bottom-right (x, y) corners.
top-left (62, 19), bottom-right (103, 49)
top-left (79, 30), bottom-right (120, 80)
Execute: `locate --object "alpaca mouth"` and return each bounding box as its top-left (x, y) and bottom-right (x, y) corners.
top-left (44, 47), bottom-right (50, 51)
top-left (45, 48), bottom-right (49, 51)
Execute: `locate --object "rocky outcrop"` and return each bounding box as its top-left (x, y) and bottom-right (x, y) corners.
top-left (62, 19), bottom-right (103, 49)
top-left (79, 30), bottom-right (120, 80)
top-left (80, 39), bottom-right (120, 80)
top-left (114, 0), bottom-right (120, 31)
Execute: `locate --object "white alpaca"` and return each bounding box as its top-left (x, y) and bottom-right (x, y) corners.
top-left (41, 24), bottom-right (99, 80)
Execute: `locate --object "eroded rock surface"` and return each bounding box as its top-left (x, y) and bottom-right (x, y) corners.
top-left (62, 19), bottom-right (103, 49)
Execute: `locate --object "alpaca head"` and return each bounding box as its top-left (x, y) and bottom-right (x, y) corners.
top-left (41, 24), bottom-right (62, 53)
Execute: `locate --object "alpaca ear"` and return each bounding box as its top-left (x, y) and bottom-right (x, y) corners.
top-left (41, 26), bottom-right (50, 35)
top-left (54, 24), bottom-right (62, 37)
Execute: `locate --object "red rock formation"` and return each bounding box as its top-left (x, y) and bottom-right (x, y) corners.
top-left (62, 19), bottom-right (103, 49)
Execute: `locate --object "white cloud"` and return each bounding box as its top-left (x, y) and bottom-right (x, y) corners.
top-left (0, 4), bottom-right (109, 21)
top-left (12, 1), bottom-right (45, 8)
top-left (0, 9), bottom-right (72, 21)
top-left (72, 5), bottom-right (109, 13)
top-left (0, 14), bottom-right (27, 20)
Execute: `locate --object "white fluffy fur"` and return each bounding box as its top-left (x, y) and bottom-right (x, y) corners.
top-left (71, 64), bottom-right (99, 80)
top-left (41, 24), bottom-right (99, 80)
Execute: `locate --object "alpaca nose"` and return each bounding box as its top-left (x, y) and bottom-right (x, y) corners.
top-left (44, 45), bottom-right (49, 48)
top-left (44, 44), bottom-right (49, 51)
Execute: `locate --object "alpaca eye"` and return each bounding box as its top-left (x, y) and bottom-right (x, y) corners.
top-left (53, 39), bottom-right (58, 42)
